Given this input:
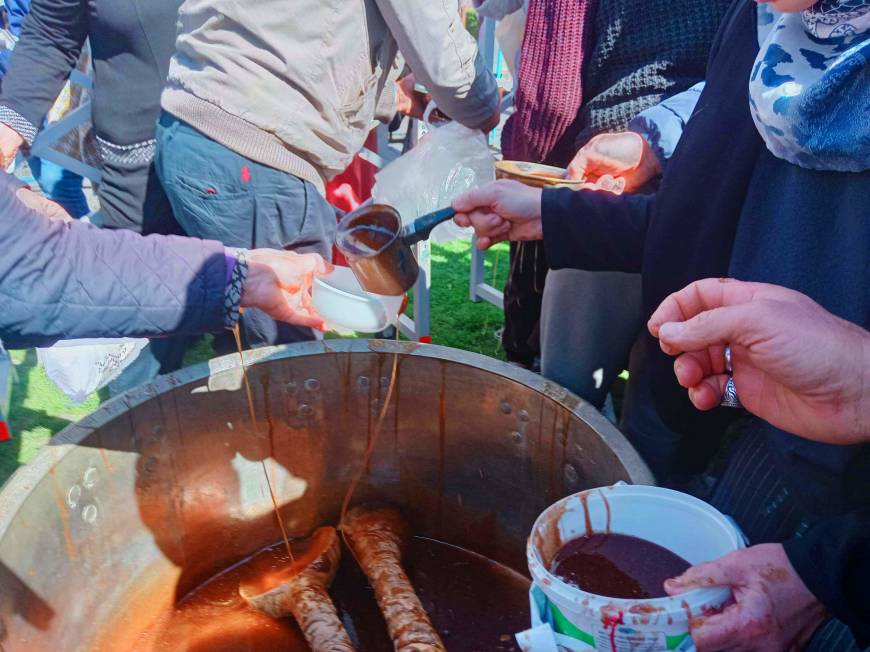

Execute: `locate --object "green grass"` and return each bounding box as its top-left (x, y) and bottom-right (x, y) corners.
top-left (1, 240), bottom-right (510, 486)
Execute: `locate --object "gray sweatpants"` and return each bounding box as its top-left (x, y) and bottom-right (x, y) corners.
top-left (540, 269), bottom-right (684, 479)
top-left (540, 270), bottom-right (644, 408)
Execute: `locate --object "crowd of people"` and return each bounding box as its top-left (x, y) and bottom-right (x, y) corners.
top-left (0, 0), bottom-right (866, 650)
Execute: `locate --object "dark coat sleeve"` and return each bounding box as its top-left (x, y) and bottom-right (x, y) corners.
top-left (0, 0), bottom-right (87, 144)
top-left (541, 186), bottom-right (655, 274)
top-left (0, 0), bottom-right (32, 78)
top-left (784, 509), bottom-right (870, 648)
top-left (0, 173), bottom-right (228, 348)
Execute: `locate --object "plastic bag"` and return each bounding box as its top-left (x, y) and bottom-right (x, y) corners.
top-left (37, 338), bottom-right (147, 404)
top-left (371, 121), bottom-right (495, 243)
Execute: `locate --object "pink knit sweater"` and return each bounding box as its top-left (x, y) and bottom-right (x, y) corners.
top-left (501, 0), bottom-right (596, 164)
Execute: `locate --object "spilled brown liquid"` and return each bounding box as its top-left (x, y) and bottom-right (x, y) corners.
top-left (550, 533), bottom-right (689, 600)
top-left (130, 537), bottom-right (530, 651)
top-left (233, 325), bottom-right (293, 562)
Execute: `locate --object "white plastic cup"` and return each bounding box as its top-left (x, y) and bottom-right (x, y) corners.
top-left (312, 266), bottom-right (403, 333)
top-left (527, 484), bottom-right (745, 652)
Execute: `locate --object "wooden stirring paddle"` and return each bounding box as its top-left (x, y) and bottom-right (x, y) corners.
top-left (239, 526), bottom-right (356, 652)
top-left (341, 505), bottom-right (446, 652)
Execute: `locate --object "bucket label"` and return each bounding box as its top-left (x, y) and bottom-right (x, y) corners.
top-left (596, 626), bottom-right (665, 652)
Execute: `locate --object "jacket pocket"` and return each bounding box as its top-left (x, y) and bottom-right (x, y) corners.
top-left (339, 69), bottom-right (380, 132)
top-left (163, 176), bottom-right (255, 247)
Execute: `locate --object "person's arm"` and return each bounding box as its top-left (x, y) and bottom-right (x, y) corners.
top-left (784, 510), bottom-right (870, 649)
top-left (565, 83), bottom-right (705, 187)
top-left (0, 0), bottom-right (86, 148)
top-left (542, 186), bottom-right (654, 274)
top-left (0, 174), bottom-right (329, 348)
top-left (374, 0), bottom-right (499, 130)
top-left (453, 179), bottom-right (654, 273)
top-left (628, 82), bottom-right (705, 170)
top-left (0, 174), bottom-right (227, 348)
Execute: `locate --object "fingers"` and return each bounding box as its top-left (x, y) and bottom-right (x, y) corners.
top-left (673, 351), bottom-right (709, 387)
top-left (272, 289), bottom-right (326, 331)
top-left (657, 305), bottom-right (757, 354)
top-left (453, 212), bottom-right (471, 228)
top-left (456, 209), bottom-right (510, 244)
top-left (452, 179), bottom-right (518, 213)
top-left (566, 150), bottom-right (590, 181)
top-left (672, 352), bottom-right (729, 410)
top-left (690, 604), bottom-right (753, 652)
top-left (666, 554), bottom-right (741, 595)
top-left (648, 278), bottom-right (765, 337)
top-left (269, 252), bottom-right (331, 289)
top-left (688, 376), bottom-right (730, 411)
top-left (453, 183), bottom-right (502, 213)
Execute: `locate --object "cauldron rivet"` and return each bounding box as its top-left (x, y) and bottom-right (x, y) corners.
top-left (379, 376), bottom-right (390, 388)
top-left (304, 378), bottom-right (320, 392)
top-left (517, 409), bottom-right (530, 422)
top-left (227, 422), bottom-right (234, 430)
top-left (83, 467), bottom-right (98, 489)
top-left (357, 375), bottom-right (370, 389)
top-left (67, 485), bottom-right (82, 509)
top-left (298, 404), bottom-right (314, 417)
top-left (564, 464), bottom-right (580, 485)
top-left (510, 431), bottom-right (523, 443)
top-left (82, 504), bottom-right (98, 524)
top-left (499, 401), bottom-right (512, 415)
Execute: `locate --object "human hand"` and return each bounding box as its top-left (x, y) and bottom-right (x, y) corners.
top-left (395, 75), bottom-right (430, 121)
top-left (16, 186), bottom-right (74, 222)
top-left (452, 179), bottom-right (543, 250)
top-left (566, 131), bottom-right (661, 192)
top-left (241, 250), bottom-right (333, 331)
top-left (648, 278), bottom-right (870, 445)
top-left (665, 544), bottom-right (827, 651)
top-left (479, 106), bottom-right (502, 133)
top-left (0, 121), bottom-right (25, 169)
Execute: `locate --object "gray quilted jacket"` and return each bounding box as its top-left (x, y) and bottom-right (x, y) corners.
top-left (0, 173), bottom-right (228, 349)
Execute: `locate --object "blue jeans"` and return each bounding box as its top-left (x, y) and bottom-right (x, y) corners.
top-left (155, 112), bottom-right (335, 349)
top-left (28, 157), bottom-right (89, 219)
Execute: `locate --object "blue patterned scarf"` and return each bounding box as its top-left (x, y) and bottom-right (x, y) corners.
top-left (750, 1), bottom-right (870, 171)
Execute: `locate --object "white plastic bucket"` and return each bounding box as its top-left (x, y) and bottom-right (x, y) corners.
top-left (527, 484), bottom-right (745, 652)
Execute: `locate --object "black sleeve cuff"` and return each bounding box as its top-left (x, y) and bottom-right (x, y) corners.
top-left (784, 511), bottom-right (870, 648)
top-left (0, 104), bottom-right (39, 145)
top-left (542, 187), bottom-right (653, 274)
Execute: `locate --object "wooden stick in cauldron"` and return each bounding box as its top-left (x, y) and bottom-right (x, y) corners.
top-left (341, 505), bottom-right (446, 652)
top-left (239, 526), bottom-right (356, 651)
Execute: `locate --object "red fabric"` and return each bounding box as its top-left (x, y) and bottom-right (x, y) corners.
top-left (327, 132), bottom-right (379, 266)
top-left (0, 421), bottom-right (10, 442)
top-left (501, 0), bottom-right (596, 164)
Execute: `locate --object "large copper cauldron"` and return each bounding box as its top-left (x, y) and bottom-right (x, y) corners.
top-left (0, 341), bottom-right (653, 651)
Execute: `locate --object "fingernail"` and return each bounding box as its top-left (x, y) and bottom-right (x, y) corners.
top-left (664, 578), bottom-right (682, 591)
top-left (659, 322), bottom-right (684, 340)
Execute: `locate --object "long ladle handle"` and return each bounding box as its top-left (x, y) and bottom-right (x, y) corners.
top-left (400, 207), bottom-right (456, 246)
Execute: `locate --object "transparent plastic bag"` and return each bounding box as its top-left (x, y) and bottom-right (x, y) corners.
top-left (372, 121), bottom-right (495, 243)
top-left (37, 338), bottom-right (147, 404)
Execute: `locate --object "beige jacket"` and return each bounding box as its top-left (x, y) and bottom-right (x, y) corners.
top-left (162, 0), bottom-right (499, 192)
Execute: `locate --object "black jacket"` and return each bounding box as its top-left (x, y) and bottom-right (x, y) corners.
top-left (540, 0), bottom-right (870, 644)
top-left (0, 0), bottom-right (182, 233)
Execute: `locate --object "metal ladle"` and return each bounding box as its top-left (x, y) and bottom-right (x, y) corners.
top-left (335, 204), bottom-right (456, 296)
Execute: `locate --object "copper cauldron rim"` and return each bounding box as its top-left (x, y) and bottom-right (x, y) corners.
top-left (0, 340), bottom-right (654, 534)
